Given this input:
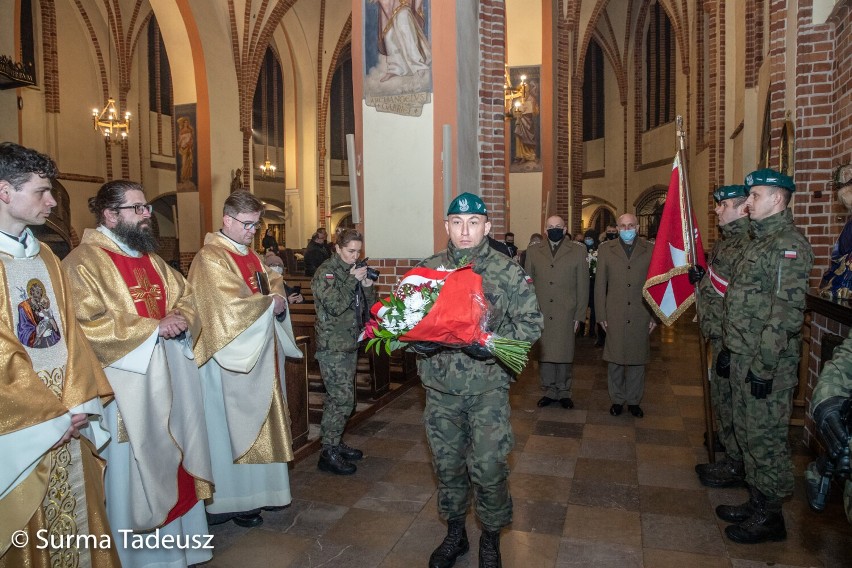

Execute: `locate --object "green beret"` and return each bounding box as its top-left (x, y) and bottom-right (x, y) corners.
top-left (446, 192), bottom-right (488, 216)
top-left (744, 168), bottom-right (795, 192)
top-left (713, 184), bottom-right (748, 203)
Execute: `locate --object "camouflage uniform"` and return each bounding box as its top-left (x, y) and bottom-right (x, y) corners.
top-left (311, 254), bottom-right (377, 446)
top-left (417, 237), bottom-right (543, 529)
top-left (809, 335), bottom-right (852, 522)
top-left (697, 215), bottom-right (750, 459)
top-left (722, 208), bottom-right (813, 500)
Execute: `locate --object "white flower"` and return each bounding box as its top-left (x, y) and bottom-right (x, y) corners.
top-left (404, 309), bottom-right (424, 328)
top-left (404, 293), bottom-right (427, 313)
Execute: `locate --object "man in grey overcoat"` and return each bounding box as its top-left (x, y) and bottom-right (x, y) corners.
top-left (595, 213), bottom-right (657, 417)
top-left (525, 215), bottom-right (589, 409)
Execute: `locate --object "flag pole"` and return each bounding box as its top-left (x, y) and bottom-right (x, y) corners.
top-left (676, 116), bottom-right (716, 464)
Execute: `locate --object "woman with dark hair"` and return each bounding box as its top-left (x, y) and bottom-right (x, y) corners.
top-left (262, 228), bottom-right (279, 254)
top-left (310, 228), bottom-right (377, 475)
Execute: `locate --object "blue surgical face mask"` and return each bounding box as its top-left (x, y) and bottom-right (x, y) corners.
top-left (619, 229), bottom-right (637, 243)
top-left (584, 238), bottom-right (594, 246)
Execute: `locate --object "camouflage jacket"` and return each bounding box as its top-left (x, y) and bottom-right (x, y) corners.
top-left (416, 237), bottom-right (543, 395)
top-left (722, 208), bottom-right (813, 385)
top-left (697, 216), bottom-right (751, 340)
top-left (812, 334), bottom-right (852, 410)
top-left (311, 254), bottom-right (377, 353)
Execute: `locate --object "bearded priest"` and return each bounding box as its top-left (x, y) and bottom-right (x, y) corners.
top-left (188, 190), bottom-right (302, 528)
top-left (62, 180), bottom-right (213, 568)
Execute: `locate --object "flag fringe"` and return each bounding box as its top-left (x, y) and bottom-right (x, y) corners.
top-left (643, 284), bottom-right (696, 326)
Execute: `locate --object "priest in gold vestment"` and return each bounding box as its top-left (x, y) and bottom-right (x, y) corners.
top-left (62, 181), bottom-right (213, 568)
top-left (189, 190), bottom-right (302, 528)
top-left (0, 143), bottom-right (119, 568)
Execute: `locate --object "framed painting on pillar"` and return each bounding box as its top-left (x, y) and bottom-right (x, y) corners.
top-left (174, 103), bottom-right (198, 192)
top-left (363, 0), bottom-right (432, 116)
top-left (507, 66), bottom-right (542, 173)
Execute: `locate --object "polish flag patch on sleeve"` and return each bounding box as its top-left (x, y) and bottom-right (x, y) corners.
top-left (325, 273), bottom-right (335, 280)
top-left (783, 250), bottom-right (797, 259)
top-left (524, 275), bottom-right (534, 284)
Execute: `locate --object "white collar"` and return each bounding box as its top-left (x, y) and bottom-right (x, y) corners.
top-left (0, 227), bottom-right (40, 259)
top-left (218, 230), bottom-right (248, 254)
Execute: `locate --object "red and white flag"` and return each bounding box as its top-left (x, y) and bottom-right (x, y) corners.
top-left (643, 155), bottom-right (707, 326)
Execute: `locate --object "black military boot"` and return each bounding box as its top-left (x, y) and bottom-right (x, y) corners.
top-left (479, 528), bottom-right (502, 568)
top-left (696, 458), bottom-right (746, 488)
top-left (338, 440), bottom-right (363, 461)
top-left (428, 517), bottom-right (469, 568)
top-left (317, 445), bottom-right (356, 475)
top-left (716, 485), bottom-right (758, 523)
top-left (725, 492), bottom-right (787, 544)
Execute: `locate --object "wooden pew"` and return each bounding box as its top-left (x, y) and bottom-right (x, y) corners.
top-left (284, 336), bottom-right (310, 450)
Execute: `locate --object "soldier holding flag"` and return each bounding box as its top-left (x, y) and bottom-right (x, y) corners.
top-left (692, 185), bottom-right (751, 488)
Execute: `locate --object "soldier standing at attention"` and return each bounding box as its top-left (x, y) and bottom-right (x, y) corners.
top-left (716, 169), bottom-right (813, 543)
top-left (691, 185), bottom-right (751, 487)
top-left (311, 228), bottom-right (376, 475)
top-left (415, 192), bottom-right (543, 568)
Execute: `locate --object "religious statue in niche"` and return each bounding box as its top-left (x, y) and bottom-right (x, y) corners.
top-left (819, 164), bottom-right (852, 299)
top-left (230, 168), bottom-right (244, 193)
top-left (363, 0), bottom-right (432, 117)
top-left (174, 104), bottom-right (199, 192)
top-left (508, 65), bottom-right (542, 173)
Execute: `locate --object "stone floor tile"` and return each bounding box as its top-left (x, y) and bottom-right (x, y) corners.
top-left (562, 504), bottom-right (642, 548)
top-left (641, 512), bottom-right (726, 556)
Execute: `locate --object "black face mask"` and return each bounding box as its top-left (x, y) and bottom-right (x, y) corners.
top-left (546, 228), bottom-right (565, 242)
top-left (606, 232), bottom-right (618, 241)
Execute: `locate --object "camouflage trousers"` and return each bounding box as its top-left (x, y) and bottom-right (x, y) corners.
top-left (423, 385), bottom-right (514, 530)
top-left (317, 350), bottom-right (358, 446)
top-left (710, 339), bottom-right (740, 460)
top-left (730, 352), bottom-right (794, 500)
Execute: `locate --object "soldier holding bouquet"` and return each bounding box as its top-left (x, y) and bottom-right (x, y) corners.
top-left (416, 192), bottom-right (543, 568)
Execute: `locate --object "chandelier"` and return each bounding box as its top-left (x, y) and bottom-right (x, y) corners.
top-left (504, 66), bottom-right (527, 119)
top-left (259, 157), bottom-right (276, 178)
top-left (92, 98), bottom-right (130, 142)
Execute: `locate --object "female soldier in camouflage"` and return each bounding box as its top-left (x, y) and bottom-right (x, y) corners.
top-left (311, 228), bottom-right (377, 475)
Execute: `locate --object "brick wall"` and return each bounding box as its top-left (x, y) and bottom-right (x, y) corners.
top-left (804, 313), bottom-right (849, 450)
top-left (555, 9), bottom-right (573, 225)
top-left (790, 1), bottom-right (850, 287)
top-left (478, 0), bottom-right (508, 236)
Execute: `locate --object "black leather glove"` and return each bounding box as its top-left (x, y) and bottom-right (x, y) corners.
top-left (715, 348), bottom-right (731, 379)
top-left (688, 265), bottom-right (706, 285)
top-left (462, 343), bottom-right (492, 359)
top-left (746, 369), bottom-right (773, 399)
top-left (813, 396), bottom-right (852, 459)
top-left (409, 342), bottom-right (442, 356)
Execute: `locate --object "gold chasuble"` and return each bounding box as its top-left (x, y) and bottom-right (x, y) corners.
top-left (0, 232), bottom-right (118, 568)
top-left (61, 229), bottom-right (213, 532)
top-left (189, 232), bottom-right (302, 466)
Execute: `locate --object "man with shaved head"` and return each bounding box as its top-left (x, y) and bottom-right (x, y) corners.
top-left (594, 213), bottom-right (656, 418)
top-left (525, 215), bottom-right (589, 409)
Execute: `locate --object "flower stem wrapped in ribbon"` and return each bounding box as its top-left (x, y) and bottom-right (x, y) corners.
top-left (361, 264), bottom-right (532, 374)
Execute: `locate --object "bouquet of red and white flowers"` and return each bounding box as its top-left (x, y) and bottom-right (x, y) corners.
top-left (361, 264), bottom-right (532, 374)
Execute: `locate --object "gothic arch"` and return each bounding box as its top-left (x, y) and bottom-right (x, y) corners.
top-left (317, 16), bottom-right (353, 230)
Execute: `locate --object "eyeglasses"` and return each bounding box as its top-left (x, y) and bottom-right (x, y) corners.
top-left (114, 204), bottom-right (153, 215)
top-left (227, 214), bottom-right (262, 231)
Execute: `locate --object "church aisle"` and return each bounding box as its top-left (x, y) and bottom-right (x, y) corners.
top-left (203, 312), bottom-right (851, 567)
